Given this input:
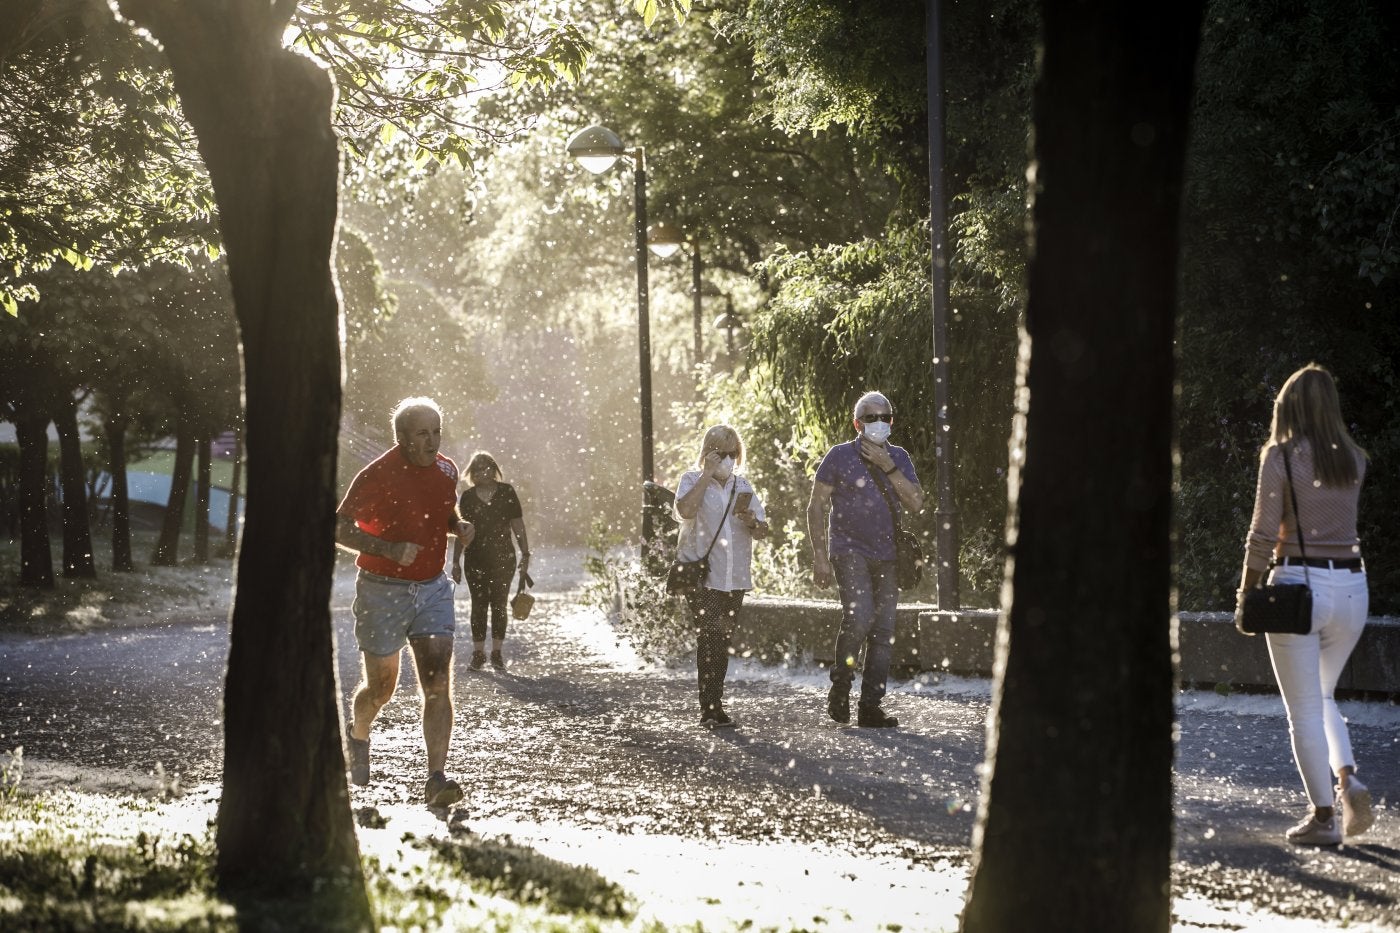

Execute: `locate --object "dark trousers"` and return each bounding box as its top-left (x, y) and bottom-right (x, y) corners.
top-left (465, 554), bottom-right (515, 642)
top-left (685, 587), bottom-right (745, 715)
top-left (830, 552), bottom-right (899, 709)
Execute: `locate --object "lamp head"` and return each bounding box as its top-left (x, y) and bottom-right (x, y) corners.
top-left (566, 124), bottom-right (625, 174)
top-left (647, 222), bottom-right (685, 258)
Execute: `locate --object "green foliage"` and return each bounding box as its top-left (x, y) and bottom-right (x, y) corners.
top-left (582, 530), bottom-right (693, 665)
top-left (0, 18), bottom-right (216, 314)
top-left (1178, 0), bottom-right (1400, 611)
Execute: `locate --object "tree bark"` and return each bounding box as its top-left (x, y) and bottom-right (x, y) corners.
top-left (105, 411), bottom-right (134, 572)
top-left (15, 404), bottom-right (55, 588)
top-left (194, 431), bottom-right (211, 563)
top-left (54, 392), bottom-right (97, 579)
top-left (961, 6), bottom-right (1203, 933)
top-left (114, 1), bottom-right (367, 916)
top-left (151, 415), bottom-right (194, 567)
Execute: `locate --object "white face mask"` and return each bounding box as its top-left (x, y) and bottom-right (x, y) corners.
top-left (713, 455), bottom-right (734, 480)
top-left (862, 420), bottom-right (892, 444)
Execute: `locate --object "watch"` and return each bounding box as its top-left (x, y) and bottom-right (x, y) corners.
top-left (883, 466), bottom-right (898, 475)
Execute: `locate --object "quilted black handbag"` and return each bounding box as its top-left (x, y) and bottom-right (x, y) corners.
top-left (1237, 447), bottom-right (1314, 636)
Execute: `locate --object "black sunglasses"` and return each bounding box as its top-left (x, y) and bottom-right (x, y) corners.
top-left (858, 413), bottom-right (893, 423)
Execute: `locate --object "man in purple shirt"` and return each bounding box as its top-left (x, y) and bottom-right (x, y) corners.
top-left (806, 391), bottom-right (924, 727)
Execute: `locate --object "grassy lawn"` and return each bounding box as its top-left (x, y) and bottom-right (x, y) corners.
top-left (0, 756), bottom-right (641, 932)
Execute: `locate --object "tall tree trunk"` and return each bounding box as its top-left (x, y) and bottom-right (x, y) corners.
top-left (115, 1), bottom-right (367, 917)
top-left (54, 393), bottom-right (97, 579)
top-left (224, 425), bottom-right (242, 557)
top-left (15, 405), bottom-right (55, 588)
top-left (194, 431), bottom-right (211, 563)
top-left (152, 416), bottom-right (195, 567)
top-left (106, 412), bottom-right (134, 573)
top-left (961, 6), bottom-right (1203, 933)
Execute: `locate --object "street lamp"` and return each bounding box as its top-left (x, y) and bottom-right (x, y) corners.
top-left (646, 222), bottom-right (704, 372)
top-left (713, 296), bottom-right (743, 360)
top-left (566, 124), bottom-right (657, 543)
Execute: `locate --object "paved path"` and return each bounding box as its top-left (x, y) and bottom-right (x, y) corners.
top-left (1, 562), bottom-right (1396, 931)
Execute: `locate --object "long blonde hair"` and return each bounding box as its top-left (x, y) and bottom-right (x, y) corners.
top-left (1268, 364), bottom-right (1366, 487)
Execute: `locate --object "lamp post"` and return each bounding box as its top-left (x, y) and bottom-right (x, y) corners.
top-left (567, 125), bottom-right (657, 544)
top-left (713, 296), bottom-right (742, 361)
top-left (646, 222), bottom-right (704, 372)
top-left (926, 0), bottom-right (960, 609)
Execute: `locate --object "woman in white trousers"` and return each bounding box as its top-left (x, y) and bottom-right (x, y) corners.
top-left (1238, 364), bottom-right (1373, 846)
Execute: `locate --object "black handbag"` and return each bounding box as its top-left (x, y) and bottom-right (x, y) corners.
top-left (863, 458), bottom-right (925, 590)
top-left (1237, 447), bottom-right (1314, 636)
top-left (665, 483), bottom-right (736, 596)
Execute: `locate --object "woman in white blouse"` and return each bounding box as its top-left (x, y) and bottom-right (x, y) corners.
top-left (673, 424), bottom-right (769, 727)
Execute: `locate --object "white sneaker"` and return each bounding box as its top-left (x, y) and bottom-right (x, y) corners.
top-left (1339, 779), bottom-right (1374, 838)
top-left (1286, 814), bottom-right (1341, 846)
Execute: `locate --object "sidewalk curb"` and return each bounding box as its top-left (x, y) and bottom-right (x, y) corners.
top-left (734, 599), bottom-right (1400, 695)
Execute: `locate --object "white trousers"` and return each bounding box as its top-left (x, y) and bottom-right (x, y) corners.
top-left (1265, 564), bottom-right (1369, 808)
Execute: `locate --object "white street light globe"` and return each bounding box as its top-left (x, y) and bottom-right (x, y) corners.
top-left (647, 222), bottom-right (684, 258)
top-left (566, 124), bottom-right (625, 174)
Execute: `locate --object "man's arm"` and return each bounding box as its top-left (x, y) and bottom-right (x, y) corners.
top-left (335, 513), bottom-right (420, 567)
top-left (885, 467), bottom-right (924, 513)
top-left (806, 480), bottom-right (835, 589)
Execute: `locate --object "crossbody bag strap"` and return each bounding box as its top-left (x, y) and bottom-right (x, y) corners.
top-left (861, 456), bottom-right (904, 531)
top-left (1280, 445), bottom-right (1312, 588)
top-left (698, 481), bottom-right (738, 560)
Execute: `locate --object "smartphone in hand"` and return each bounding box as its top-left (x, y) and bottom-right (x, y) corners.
top-left (735, 491), bottom-right (753, 512)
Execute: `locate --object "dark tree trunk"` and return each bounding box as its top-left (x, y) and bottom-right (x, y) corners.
top-left (224, 426), bottom-right (243, 557)
top-left (961, 6), bottom-right (1203, 933)
top-left (106, 412), bottom-right (134, 572)
top-left (152, 417), bottom-right (195, 567)
top-left (115, 1), bottom-right (367, 917)
top-left (194, 432), bottom-right (211, 563)
top-left (54, 394), bottom-right (97, 579)
top-left (15, 405), bottom-right (55, 588)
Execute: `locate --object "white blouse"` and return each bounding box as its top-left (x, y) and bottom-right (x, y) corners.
top-left (673, 471), bottom-right (766, 593)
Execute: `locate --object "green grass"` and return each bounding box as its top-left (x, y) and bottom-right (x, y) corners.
top-left (0, 774), bottom-right (648, 933)
top-left (0, 531), bottom-right (234, 635)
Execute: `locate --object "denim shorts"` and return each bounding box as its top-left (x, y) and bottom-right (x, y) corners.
top-left (352, 571), bottom-right (456, 656)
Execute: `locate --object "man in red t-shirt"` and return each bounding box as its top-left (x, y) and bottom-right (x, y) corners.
top-left (336, 397), bottom-right (475, 808)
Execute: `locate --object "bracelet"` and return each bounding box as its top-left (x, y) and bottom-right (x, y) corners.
top-left (883, 466), bottom-right (898, 475)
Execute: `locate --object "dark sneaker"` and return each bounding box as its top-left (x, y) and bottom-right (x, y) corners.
top-left (425, 771), bottom-right (464, 808)
top-left (711, 708), bottom-right (735, 729)
top-left (857, 706), bottom-right (898, 728)
top-left (827, 684), bottom-right (851, 724)
top-left (490, 651), bottom-right (506, 670)
top-left (469, 651), bottom-right (487, 670)
top-left (347, 734), bottom-right (370, 786)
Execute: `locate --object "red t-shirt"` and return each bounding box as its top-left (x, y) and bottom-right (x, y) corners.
top-left (338, 447), bottom-right (460, 581)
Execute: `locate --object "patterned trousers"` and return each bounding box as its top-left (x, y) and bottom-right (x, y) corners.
top-left (685, 587), bottom-right (746, 715)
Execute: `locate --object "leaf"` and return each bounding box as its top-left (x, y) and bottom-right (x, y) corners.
top-left (380, 122), bottom-right (398, 146)
top-left (633, 0), bottom-right (658, 30)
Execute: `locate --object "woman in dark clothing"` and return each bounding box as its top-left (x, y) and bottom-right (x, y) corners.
top-left (451, 452), bottom-right (530, 670)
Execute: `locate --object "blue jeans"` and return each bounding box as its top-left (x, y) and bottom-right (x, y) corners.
top-left (830, 552), bottom-right (899, 709)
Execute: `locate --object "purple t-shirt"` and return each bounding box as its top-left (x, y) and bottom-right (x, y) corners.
top-left (814, 439), bottom-right (919, 560)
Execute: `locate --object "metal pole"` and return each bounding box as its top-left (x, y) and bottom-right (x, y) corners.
top-left (632, 148), bottom-right (655, 545)
top-left (928, 0), bottom-right (959, 610)
top-left (691, 241), bottom-right (703, 371)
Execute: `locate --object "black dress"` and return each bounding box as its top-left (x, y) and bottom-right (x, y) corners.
top-left (458, 483), bottom-right (523, 642)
